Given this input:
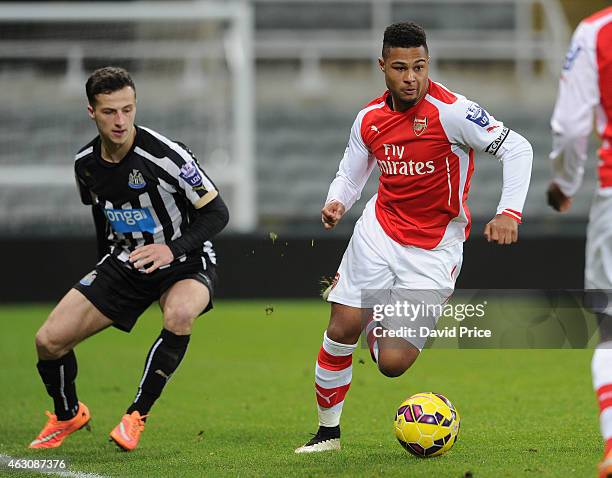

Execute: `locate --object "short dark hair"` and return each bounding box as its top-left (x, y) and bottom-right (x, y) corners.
top-left (86, 66), bottom-right (136, 106)
top-left (382, 22), bottom-right (428, 58)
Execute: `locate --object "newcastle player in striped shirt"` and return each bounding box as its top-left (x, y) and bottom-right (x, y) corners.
top-left (29, 67), bottom-right (229, 451)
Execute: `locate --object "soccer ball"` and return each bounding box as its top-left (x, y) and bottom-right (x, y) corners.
top-left (394, 392), bottom-right (460, 457)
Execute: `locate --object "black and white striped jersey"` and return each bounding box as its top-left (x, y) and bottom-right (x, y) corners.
top-left (74, 125), bottom-right (218, 268)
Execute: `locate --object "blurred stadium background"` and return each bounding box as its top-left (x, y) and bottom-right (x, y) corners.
top-left (0, 0), bottom-right (608, 301)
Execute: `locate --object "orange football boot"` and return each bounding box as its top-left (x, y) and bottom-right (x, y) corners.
top-left (29, 402), bottom-right (91, 449)
top-left (109, 411), bottom-right (147, 451)
top-left (601, 449), bottom-right (612, 478)
top-left (600, 439), bottom-right (612, 478)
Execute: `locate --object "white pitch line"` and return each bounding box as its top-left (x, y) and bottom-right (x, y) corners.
top-left (0, 454), bottom-right (110, 478)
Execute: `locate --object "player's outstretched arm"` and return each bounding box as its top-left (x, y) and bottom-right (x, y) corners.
top-left (321, 200), bottom-right (346, 230)
top-left (484, 214), bottom-right (518, 245)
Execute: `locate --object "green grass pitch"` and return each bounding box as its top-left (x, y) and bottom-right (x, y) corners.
top-left (0, 301), bottom-right (602, 477)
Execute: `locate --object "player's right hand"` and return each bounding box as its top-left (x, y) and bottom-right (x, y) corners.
top-left (321, 200), bottom-right (346, 230)
top-left (484, 214), bottom-right (518, 245)
top-left (546, 182), bottom-right (572, 212)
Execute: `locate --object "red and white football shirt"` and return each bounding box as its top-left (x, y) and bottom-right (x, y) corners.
top-left (327, 80), bottom-right (532, 250)
top-left (550, 6), bottom-right (612, 194)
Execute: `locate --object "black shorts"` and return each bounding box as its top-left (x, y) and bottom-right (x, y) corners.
top-left (74, 254), bottom-right (217, 332)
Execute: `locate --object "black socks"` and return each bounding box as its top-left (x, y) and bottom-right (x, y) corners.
top-left (36, 329), bottom-right (190, 420)
top-left (127, 328), bottom-right (190, 416)
top-left (36, 350), bottom-right (79, 421)
top-left (318, 425), bottom-right (341, 439)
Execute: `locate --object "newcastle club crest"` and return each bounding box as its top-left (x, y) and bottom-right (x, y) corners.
top-left (413, 116), bottom-right (428, 136)
top-left (128, 169), bottom-right (147, 189)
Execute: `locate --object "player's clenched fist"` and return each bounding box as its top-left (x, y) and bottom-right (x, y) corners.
top-left (484, 214), bottom-right (518, 245)
top-left (321, 200), bottom-right (346, 230)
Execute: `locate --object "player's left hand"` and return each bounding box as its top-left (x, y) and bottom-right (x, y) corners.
top-left (484, 214), bottom-right (518, 245)
top-left (129, 244), bottom-right (174, 273)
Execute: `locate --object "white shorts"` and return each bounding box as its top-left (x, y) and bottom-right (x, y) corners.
top-left (327, 196), bottom-right (463, 349)
top-left (585, 189), bottom-right (612, 314)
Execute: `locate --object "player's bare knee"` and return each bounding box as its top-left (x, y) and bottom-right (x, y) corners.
top-left (35, 327), bottom-right (68, 359)
top-left (34, 327), bottom-right (47, 350)
top-left (378, 360), bottom-right (410, 378)
top-left (378, 350), bottom-right (417, 378)
top-left (164, 304), bottom-right (196, 334)
top-left (327, 306), bottom-right (362, 344)
top-left (379, 367), bottom-right (405, 378)
top-left (326, 323), bottom-right (359, 345)
top-left (325, 324), bottom-right (346, 343)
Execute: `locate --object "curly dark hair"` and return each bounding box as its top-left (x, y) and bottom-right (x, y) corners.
top-left (86, 66), bottom-right (136, 106)
top-left (382, 22), bottom-right (428, 58)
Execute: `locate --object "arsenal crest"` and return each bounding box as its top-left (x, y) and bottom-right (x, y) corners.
top-left (413, 116), bottom-right (428, 136)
